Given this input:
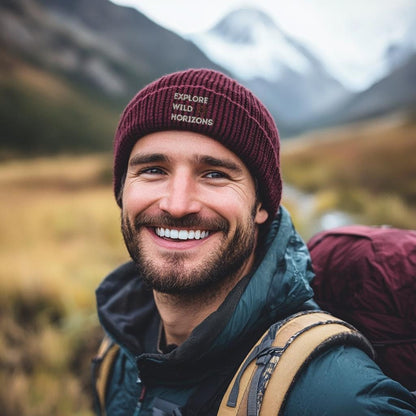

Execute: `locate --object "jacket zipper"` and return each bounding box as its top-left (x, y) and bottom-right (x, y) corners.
top-left (136, 375), bottom-right (147, 412)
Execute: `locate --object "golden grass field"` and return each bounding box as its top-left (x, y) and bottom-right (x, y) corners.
top-left (0, 154), bottom-right (128, 416)
top-left (0, 113), bottom-right (415, 415)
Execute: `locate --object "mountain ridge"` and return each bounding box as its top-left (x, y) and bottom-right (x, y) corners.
top-left (0, 0), bottom-right (226, 155)
top-left (190, 6), bottom-right (416, 133)
top-left (1, 0), bottom-right (415, 156)
top-left (190, 8), bottom-right (350, 132)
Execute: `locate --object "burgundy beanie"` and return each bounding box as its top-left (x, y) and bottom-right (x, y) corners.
top-left (113, 68), bottom-right (282, 218)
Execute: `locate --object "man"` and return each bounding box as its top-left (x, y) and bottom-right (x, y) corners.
top-left (93, 68), bottom-right (416, 415)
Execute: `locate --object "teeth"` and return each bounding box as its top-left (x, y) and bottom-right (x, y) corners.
top-left (178, 230), bottom-right (188, 240)
top-left (155, 228), bottom-right (209, 241)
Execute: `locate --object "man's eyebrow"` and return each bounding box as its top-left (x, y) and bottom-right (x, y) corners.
top-left (128, 153), bottom-right (243, 173)
top-left (196, 155), bottom-right (243, 173)
top-left (128, 153), bottom-right (169, 167)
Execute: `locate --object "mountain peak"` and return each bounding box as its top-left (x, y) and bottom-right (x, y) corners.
top-left (191, 7), bottom-right (316, 81)
top-left (211, 7), bottom-right (278, 44)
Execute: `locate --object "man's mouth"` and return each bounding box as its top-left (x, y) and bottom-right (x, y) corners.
top-left (154, 227), bottom-right (210, 241)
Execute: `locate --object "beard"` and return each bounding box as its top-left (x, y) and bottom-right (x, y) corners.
top-left (121, 208), bottom-right (258, 296)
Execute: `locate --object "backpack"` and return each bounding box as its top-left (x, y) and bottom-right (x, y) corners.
top-left (307, 225), bottom-right (416, 391)
top-left (92, 311), bottom-right (373, 415)
top-left (92, 335), bottom-right (120, 416)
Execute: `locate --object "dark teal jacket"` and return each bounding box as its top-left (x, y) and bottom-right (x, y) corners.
top-left (94, 207), bottom-right (416, 415)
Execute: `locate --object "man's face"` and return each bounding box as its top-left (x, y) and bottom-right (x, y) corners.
top-left (121, 130), bottom-right (268, 295)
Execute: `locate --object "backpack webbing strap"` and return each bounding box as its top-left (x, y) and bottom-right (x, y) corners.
top-left (218, 311), bottom-right (374, 416)
top-left (92, 335), bottom-right (120, 416)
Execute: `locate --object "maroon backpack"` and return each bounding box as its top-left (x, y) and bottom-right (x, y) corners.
top-left (307, 225), bottom-right (416, 391)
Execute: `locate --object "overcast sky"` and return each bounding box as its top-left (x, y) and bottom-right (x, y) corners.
top-left (110, 0), bottom-right (414, 38)
top-left (110, 0), bottom-right (416, 89)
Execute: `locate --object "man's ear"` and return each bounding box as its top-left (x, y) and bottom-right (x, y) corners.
top-left (254, 202), bottom-right (269, 225)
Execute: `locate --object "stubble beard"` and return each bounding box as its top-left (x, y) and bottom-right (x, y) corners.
top-left (121, 209), bottom-right (258, 297)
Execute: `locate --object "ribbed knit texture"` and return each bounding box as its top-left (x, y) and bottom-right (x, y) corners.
top-left (113, 68), bottom-right (282, 218)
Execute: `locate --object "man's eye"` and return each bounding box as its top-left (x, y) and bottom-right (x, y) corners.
top-left (139, 167), bottom-right (165, 175)
top-left (205, 171), bottom-right (228, 179)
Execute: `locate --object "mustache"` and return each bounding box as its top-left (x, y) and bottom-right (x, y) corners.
top-left (132, 212), bottom-right (229, 233)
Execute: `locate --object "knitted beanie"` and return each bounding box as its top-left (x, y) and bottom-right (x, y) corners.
top-left (113, 68), bottom-right (282, 218)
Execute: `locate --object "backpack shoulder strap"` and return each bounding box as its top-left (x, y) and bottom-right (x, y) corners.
top-left (218, 311), bottom-right (374, 416)
top-left (92, 334), bottom-right (120, 416)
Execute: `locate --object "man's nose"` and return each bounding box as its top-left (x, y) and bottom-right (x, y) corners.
top-left (158, 174), bottom-right (202, 218)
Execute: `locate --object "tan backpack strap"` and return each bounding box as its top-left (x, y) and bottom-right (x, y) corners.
top-left (93, 334), bottom-right (120, 416)
top-left (218, 311), bottom-right (374, 416)
top-left (260, 312), bottom-right (366, 415)
top-left (217, 341), bottom-right (260, 416)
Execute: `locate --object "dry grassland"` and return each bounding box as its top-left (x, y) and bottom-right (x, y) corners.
top-left (0, 154), bottom-right (127, 416)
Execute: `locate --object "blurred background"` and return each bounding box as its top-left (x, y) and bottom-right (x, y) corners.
top-left (0, 0), bottom-right (415, 414)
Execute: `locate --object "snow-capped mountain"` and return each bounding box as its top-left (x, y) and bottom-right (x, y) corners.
top-left (189, 7), bottom-right (416, 135)
top-left (191, 8), bottom-right (313, 81)
top-left (312, 14), bottom-right (416, 128)
top-left (383, 17), bottom-right (416, 73)
top-left (190, 8), bottom-right (350, 133)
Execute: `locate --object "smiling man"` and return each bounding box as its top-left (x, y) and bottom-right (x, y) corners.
top-left (93, 69), bottom-right (416, 416)
top-left (120, 131), bottom-right (268, 347)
